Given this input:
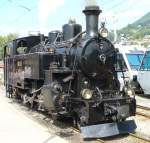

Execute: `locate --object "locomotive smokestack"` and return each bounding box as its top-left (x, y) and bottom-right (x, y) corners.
top-left (83, 5), bottom-right (101, 37)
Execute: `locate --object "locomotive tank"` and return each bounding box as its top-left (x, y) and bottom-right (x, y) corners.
top-left (4, 4), bottom-right (137, 139)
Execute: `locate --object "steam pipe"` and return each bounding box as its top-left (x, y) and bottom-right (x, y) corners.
top-left (83, 5), bottom-right (101, 37)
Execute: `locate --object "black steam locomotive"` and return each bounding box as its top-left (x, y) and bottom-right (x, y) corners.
top-left (4, 5), bottom-right (136, 138)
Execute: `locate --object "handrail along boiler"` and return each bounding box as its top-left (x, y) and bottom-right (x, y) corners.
top-left (4, 5), bottom-right (136, 138)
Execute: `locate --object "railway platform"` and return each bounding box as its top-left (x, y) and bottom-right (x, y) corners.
top-left (136, 95), bottom-right (150, 108)
top-left (0, 86), bottom-right (68, 143)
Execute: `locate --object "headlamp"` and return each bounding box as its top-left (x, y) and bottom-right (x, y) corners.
top-left (81, 89), bottom-right (93, 100)
top-left (100, 28), bottom-right (108, 38)
top-left (127, 90), bottom-right (133, 96)
top-left (123, 85), bottom-right (135, 97)
top-left (99, 22), bottom-right (108, 38)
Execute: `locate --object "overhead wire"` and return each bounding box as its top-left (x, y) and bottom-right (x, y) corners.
top-left (100, 0), bottom-right (131, 25)
top-left (105, 0), bottom-right (125, 13)
top-left (2, 0), bottom-right (146, 32)
top-left (6, 0), bottom-right (125, 26)
top-left (7, 5), bottom-right (37, 25)
top-left (117, 1), bottom-right (143, 14)
top-left (0, 0), bottom-right (35, 27)
top-left (7, 0), bottom-right (31, 11)
top-left (103, 0), bottom-right (145, 18)
top-left (117, 1), bottom-right (147, 26)
top-left (99, 0), bottom-right (127, 27)
top-left (104, 0), bottom-right (142, 24)
top-left (4, 0), bottom-right (125, 25)
top-left (100, 0), bottom-right (118, 7)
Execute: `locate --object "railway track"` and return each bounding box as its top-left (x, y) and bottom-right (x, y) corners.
top-left (136, 105), bottom-right (150, 111)
top-left (136, 105), bottom-right (150, 119)
top-left (129, 133), bottom-right (150, 143)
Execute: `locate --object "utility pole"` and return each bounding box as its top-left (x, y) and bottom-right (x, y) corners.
top-left (112, 15), bottom-right (118, 43)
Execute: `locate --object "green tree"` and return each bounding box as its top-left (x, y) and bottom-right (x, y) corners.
top-left (0, 33), bottom-right (18, 59)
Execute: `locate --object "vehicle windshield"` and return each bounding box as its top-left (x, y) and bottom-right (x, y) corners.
top-left (126, 53), bottom-right (144, 70)
top-left (140, 51), bottom-right (150, 71)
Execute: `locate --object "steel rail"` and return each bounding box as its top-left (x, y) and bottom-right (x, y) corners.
top-left (129, 133), bottom-right (150, 143)
top-left (136, 105), bottom-right (150, 119)
top-left (136, 105), bottom-right (150, 111)
top-left (136, 112), bottom-right (150, 119)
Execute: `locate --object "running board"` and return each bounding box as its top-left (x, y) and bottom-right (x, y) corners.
top-left (80, 120), bottom-right (137, 139)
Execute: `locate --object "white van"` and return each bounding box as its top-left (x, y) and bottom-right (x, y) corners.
top-left (115, 44), bottom-right (145, 93)
top-left (138, 48), bottom-right (150, 95)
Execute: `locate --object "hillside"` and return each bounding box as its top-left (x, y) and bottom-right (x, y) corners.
top-left (133, 12), bottom-right (150, 27)
top-left (118, 12), bottom-right (150, 40)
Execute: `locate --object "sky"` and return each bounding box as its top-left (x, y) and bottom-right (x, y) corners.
top-left (0, 0), bottom-right (150, 36)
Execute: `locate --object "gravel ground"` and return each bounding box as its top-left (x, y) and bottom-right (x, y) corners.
top-left (136, 95), bottom-right (150, 108)
top-left (132, 115), bottom-right (150, 140)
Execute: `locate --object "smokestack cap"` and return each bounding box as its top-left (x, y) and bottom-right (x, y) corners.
top-left (83, 5), bottom-right (102, 15)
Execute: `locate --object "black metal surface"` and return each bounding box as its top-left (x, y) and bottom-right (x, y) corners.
top-left (83, 6), bottom-right (101, 37)
top-left (7, 36), bottom-right (47, 56)
top-left (48, 31), bottom-right (61, 43)
top-left (81, 120), bottom-right (137, 138)
top-left (63, 21), bottom-right (82, 40)
top-left (75, 38), bottom-right (116, 80)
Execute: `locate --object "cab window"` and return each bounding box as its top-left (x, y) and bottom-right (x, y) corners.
top-left (16, 40), bottom-right (28, 54)
top-left (140, 51), bottom-right (150, 71)
top-left (126, 53), bottom-right (144, 70)
top-left (4, 42), bottom-right (13, 57)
